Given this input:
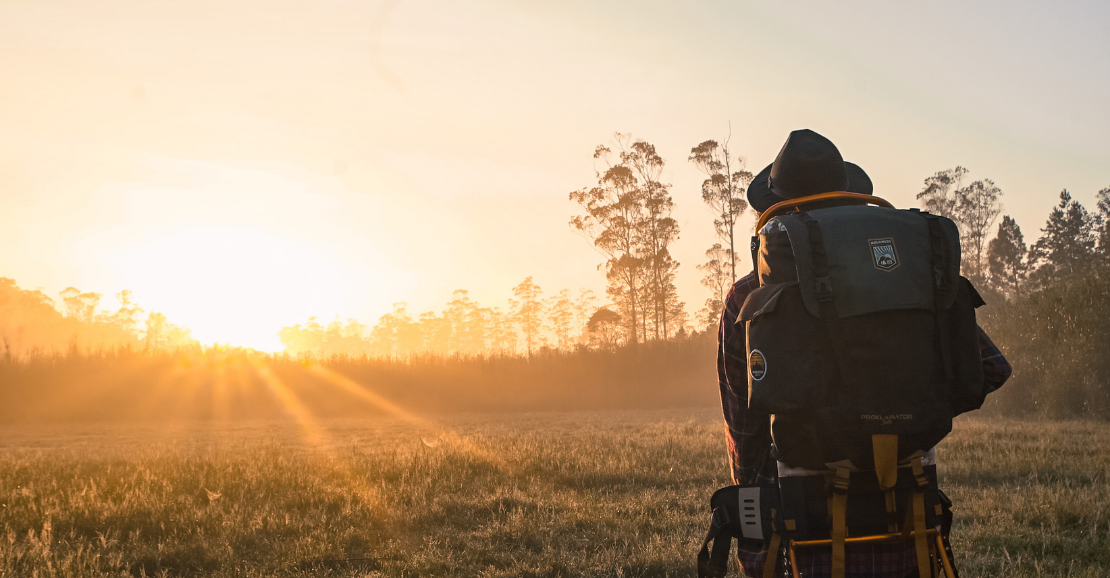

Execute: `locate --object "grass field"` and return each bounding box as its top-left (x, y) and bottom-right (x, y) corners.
top-left (1, 410), bottom-right (1107, 577)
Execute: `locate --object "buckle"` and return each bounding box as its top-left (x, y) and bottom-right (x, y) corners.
top-left (711, 505), bottom-right (731, 528)
top-left (816, 276), bottom-right (834, 302)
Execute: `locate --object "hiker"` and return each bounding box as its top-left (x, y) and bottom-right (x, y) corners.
top-left (711, 130), bottom-right (1011, 578)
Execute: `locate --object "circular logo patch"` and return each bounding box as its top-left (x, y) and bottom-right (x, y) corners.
top-left (749, 350), bottom-right (767, 381)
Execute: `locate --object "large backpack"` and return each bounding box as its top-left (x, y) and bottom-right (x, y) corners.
top-left (703, 194), bottom-right (985, 578)
top-left (741, 198), bottom-right (985, 471)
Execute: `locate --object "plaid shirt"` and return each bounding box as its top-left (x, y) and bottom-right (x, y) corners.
top-left (717, 271), bottom-right (1012, 578)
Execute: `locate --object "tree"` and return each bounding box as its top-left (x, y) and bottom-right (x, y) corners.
top-left (1029, 190), bottom-right (1101, 287)
top-left (957, 179), bottom-right (1003, 280)
top-left (549, 289), bottom-right (576, 350)
top-left (586, 308), bottom-right (623, 350)
top-left (571, 142), bottom-right (646, 344)
top-left (511, 277), bottom-right (545, 356)
top-left (487, 307), bottom-right (518, 354)
top-left (986, 216), bottom-right (1027, 300)
top-left (369, 304), bottom-right (415, 357)
top-left (573, 289), bottom-right (597, 347)
top-left (60, 287), bottom-right (102, 323)
top-left (1097, 187), bottom-right (1110, 263)
top-left (621, 138), bottom-right (682, 340)
top-left (571, 133), bottom-right (683, 343)
top-left (697, 243), bottom-right (736, 327)
top-left (108, 290), bottom-right (144, 335)
top-left (144, 311), bottom-right (193, 350)
top-left (916, 167), bottom-right (968, 220)
top-left (689, 134), bottom-right (752, 282)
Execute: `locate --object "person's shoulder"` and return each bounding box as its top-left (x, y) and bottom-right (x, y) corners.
top-left (729, 271), bottom-right (759, 297)
top-left (723, 271), bottom-right (759, 314)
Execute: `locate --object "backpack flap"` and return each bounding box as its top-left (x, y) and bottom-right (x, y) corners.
top-left (739, 282), bottom-right (828, 414)
top-left (774, 207), bottom-right (960, 319)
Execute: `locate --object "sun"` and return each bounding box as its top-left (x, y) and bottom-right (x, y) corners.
top-left (106, 224), bottom-right (353, 352)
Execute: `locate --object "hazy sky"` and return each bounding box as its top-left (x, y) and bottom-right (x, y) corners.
top-left (2, 0), bottom-right (1107, 350)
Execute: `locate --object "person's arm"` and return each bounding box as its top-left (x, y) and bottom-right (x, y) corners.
top-left (717, 273), bottom-right (774, 486)
top-left (978, 326), bottom-right (1011, 394)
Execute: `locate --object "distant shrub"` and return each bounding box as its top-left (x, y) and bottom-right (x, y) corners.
top-left (979, 267), bottom-right (1110, 418)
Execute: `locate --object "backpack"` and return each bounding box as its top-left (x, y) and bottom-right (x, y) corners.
top-left (741, 197), bottom-right (985, 471)
top-left (705, 193), bottom-right (983, 578)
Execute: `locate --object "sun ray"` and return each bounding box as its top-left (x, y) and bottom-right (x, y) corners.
top-left (299, 360), bottom-right (511, 471)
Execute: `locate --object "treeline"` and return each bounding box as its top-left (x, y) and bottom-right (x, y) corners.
top-left (0, 332), bottom-right (718, 424)
top-left (965, 185), bottom-right (1110, 418)
top-left (1, 137), bottom-right (1108, 421)
top-left (0, 279), bottom-right (195, 358)
top-left (280, 131), bottom-right (753, 358)
top-left (279, 281), bottom-right (602, 358)
top-left (909, 166), bottom-right (1109, 417)
top-left (279, 132), bottom-right (756, 358)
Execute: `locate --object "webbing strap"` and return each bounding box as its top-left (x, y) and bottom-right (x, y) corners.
top-left (797, 213), bottom-right (852, 398)
top-left (761, 532), bottom-right (781, 578)
top-left (911, 461), bottom-right (931, 578)
top-left (925, 216), bottom-right (953, 380)
top-left (696, 506), bottom-right (730, 578)
top-left (751, 235), bottom-right (761, 279)
top-left (872, 434), bottom-right (899, 491)
top-left (830, 466), bottom-right (851, 578)
top-left (885, 488), bottom-right (899, 533)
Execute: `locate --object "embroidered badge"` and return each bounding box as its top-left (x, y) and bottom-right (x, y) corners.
top-left (749, 350), bottom-right (767, 381)
top-left (868, 238), bottom-right (900, 271)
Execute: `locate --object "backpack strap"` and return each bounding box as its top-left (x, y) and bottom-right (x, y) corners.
top-left (762, 531), bottom-right (782, 578)
top-left (696, 503), bottom-right (734, 578)
top-left (795, 213), bottom-right (854, 397)
top-left (924, 215), bottom-right (954, 380)
top-left (830, 466), bottom-right (851, 578)
top-left (910, 460), bottom-right (932, 578)
top-left (872, 434), bottom-right (901, 533)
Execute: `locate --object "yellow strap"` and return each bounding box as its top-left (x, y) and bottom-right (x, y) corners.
top-left (762, 532), bottom-right (781, 578)
top-left (936, 533), bottom-right (957, 578)
top-left (831, 466), bottom-right (850, 578)
top-left (885, 489), bottom-right (898, 533)
top-left (872, 434), bottom-right (899, 490)
top-left (911, 461), bottom-right (931, 578)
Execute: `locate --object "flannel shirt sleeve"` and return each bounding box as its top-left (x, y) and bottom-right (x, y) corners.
top-left (978, 325), bottom-right (1011, 394)
top-left (717, 272), bottom-right (775, 487)
top-left (717, 273), bottom-right (778, 577)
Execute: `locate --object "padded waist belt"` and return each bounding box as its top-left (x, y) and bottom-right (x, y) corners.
top-left (696, 484), bottom-right (778, 578)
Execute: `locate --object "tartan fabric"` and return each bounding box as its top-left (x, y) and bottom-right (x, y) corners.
top-left (717, 271), bottom-right (1012, 578)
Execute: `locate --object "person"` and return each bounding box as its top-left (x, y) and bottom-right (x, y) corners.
top-left (716, 129), bottom-right (1012, 578)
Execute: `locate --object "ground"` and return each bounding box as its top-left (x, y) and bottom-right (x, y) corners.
top-left (1, 410), bottom-right (1107, 577)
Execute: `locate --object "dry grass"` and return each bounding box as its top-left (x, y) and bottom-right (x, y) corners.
top-left (1, 410), bottom-right (1107, 577)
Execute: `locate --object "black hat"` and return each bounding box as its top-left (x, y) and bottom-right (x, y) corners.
top-left (747, 129), bottom-right (872, 213)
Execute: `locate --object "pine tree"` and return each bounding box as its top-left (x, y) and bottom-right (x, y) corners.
top-left (1097, 187), bottom-right (1110, 264)
top-left (1029, 190), bottom-right (1100, 287)
top-left (986, 216), bottom-right (1026, 300)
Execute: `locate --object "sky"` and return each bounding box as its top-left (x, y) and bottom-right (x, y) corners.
top-left (1, 0), bottom-right (1107, 350)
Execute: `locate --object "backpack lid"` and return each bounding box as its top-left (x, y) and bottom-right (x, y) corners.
top-left (768, 206), bottom-right (960, 319)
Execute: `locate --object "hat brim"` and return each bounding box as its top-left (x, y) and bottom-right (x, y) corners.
top-left (747, 161), bottom-right (873, 213)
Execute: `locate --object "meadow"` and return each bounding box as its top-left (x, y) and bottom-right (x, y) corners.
top-left (1, 410), bottom-right (1107, 578)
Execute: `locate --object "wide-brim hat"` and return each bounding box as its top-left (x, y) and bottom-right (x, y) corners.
top-left (747, 129), bottom-right (873, 213)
